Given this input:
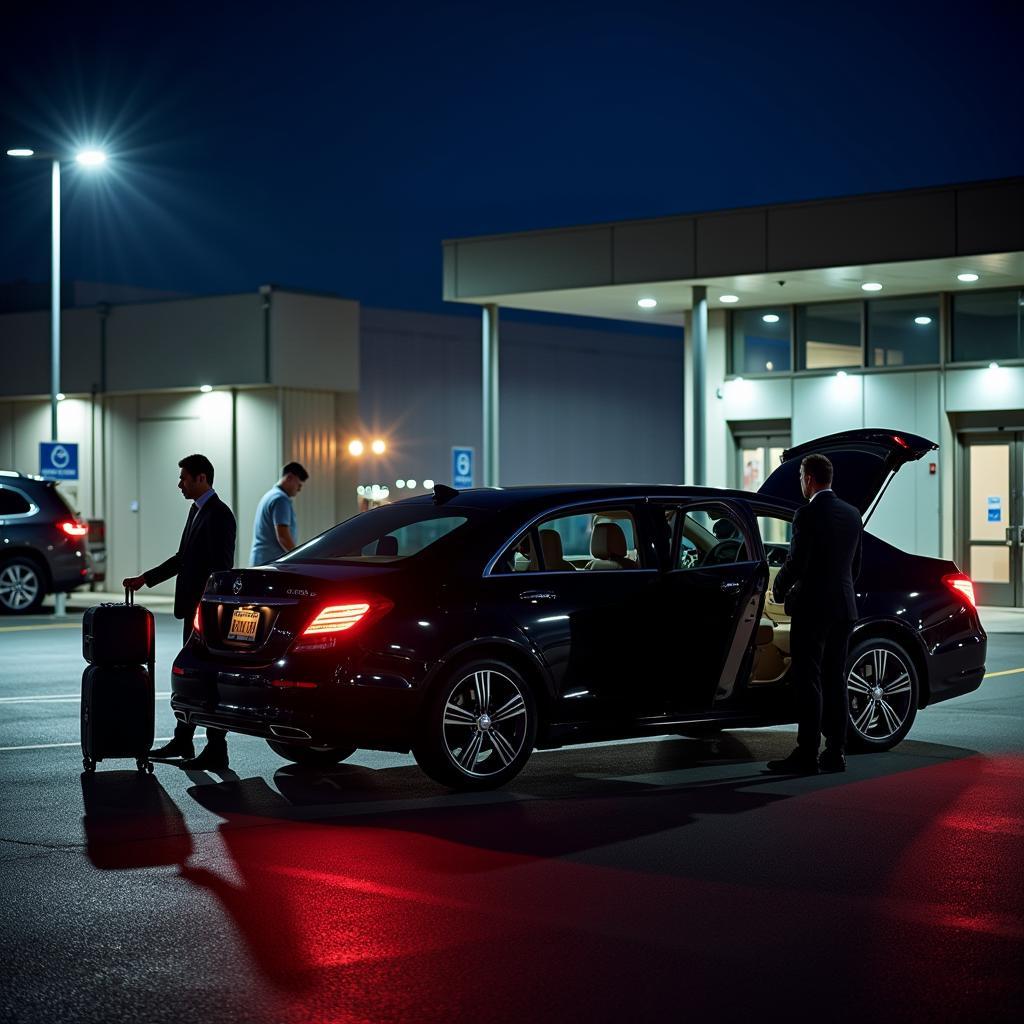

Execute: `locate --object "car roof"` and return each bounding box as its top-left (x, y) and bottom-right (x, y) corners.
top-left (0, 471), bottom-right (48, 486)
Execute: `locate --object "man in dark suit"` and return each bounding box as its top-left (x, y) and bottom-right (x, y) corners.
top-left (123, 453), bottom-right (237, 771)
top-left (767, 453), bottom-right (862, 775)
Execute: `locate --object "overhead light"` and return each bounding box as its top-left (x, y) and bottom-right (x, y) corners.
top-left (199, 384), bottom-right (213, 393)
top-left (395, 479), bottom-right (405, 489)
top-left (720, 294), bottom-right (739, 304)
top-left (56, 392), bottom-right (66, 401)
top-left (357, 485), bottom-right (366, 496)
top-left (348, 439), bottom-right (364, 457)
top-left (914, 316), bottom-right (932, 325)
top-left (6, 148), bottom-right (34, 157)
top-left (761, 313), bottom-right (780, 323)
top-left (836, 370), bottom-right (848, 379)
top-left (423, 478), bottom-right (434, 489)
top-left (734, 376), bottom-right (744, 383)
top-left (765, 361), bottom-right (774, 371)
top-left (988, 362), bottom-right (1000, 370)
top-left (75, 149), bottom-right (107, 167)
top-left (370, 438), bottom-right (386, 455)
top-left (637, 298), bottom-right (657, 309)
top-left (861, 282), bottom-right (883, 292)
top-left (957, 272), bottom-right (979, 283)
top-left (406, 479), bottom-right (417, 489)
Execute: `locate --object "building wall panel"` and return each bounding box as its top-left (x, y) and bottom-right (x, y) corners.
top-left (281, 389), bottom-right (342, 543)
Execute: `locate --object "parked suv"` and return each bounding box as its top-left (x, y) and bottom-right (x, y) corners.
top-left (0, 472), bottom-right (93, 613)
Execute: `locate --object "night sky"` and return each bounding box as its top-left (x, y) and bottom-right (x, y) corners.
top-left (1, 1), bottom-right (1021, 317)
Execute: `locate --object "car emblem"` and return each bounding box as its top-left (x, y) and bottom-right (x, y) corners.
top-left (232, 577), bottom-right (243, 595)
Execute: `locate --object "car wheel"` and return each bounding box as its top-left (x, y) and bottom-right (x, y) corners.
top-left (266, 740), bottom-right (357, 768)
top-left (413, 659), bottom-right (538, 790)
top-left (0, 558), bottom-right (45, 614)
top-left (845, 637), bottom-right (919, 752)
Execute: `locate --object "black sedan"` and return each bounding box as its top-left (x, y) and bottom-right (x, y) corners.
top-left (171, 429), bottom-right (987, 789)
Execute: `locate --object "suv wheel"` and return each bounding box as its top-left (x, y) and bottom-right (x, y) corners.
top-left (413, 659), bottom-right (537, 790)
top-left (846, 637), bottom-right (919, 752)
top-left (0, 558), bottom-right (45, 614)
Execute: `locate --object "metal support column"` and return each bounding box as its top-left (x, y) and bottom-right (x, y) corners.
top-left (482, 304), bottom-right (500, 487)
top-left (51, 158), bottom-right (66, 617)
top-left (691, 285), bottom-right (707, 485)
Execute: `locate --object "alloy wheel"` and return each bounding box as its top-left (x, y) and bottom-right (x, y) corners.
top-left (0, 562), bottom-right (41, 612)
top-left (442, 668), bottom-right (529, 778)
top-left (847, 646), bottom-right (914, 743)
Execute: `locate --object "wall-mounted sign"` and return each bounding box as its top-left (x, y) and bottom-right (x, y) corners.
top-left (987, 495), bottom-right (1002, 523)
top-left (452, 447), bottom-right (474, 489)
top-left (39, 441), bottom-right (78, 481)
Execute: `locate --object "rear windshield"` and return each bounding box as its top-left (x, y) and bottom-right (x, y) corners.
top-left (278, 505), bottom-right (473, 564)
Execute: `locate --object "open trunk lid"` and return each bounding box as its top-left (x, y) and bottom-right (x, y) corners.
top-left (758, 428), bottom-right (938, 522)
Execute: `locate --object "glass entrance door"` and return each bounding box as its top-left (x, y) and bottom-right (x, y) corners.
top-left (737, 435), bottom-right (790, 544)
top-left (963, 434), bottom-right (1024, 607)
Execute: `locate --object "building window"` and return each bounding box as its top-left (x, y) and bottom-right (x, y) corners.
top-left (866, 295), bottom-right (940, 367)
top-left (796, 302), bottom-right (861, 370)
top-left (730, 308), bottom-right (791, 374)
top-left (952, 288), bottom-right (1024, 363)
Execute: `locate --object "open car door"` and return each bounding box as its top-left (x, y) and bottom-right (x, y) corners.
top-left (758, 428), bottom-right (938, 525)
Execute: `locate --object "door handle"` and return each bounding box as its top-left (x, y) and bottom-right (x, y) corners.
top-left (1006, 526), bottom-right (1024, 546)
top-left (720, 581), bottom-right (742, 593)
top-left (519, 590), bottom-right (557, 602)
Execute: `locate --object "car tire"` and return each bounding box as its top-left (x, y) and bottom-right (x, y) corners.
top-left (845, 637), bottom-right (919, 752)
top-left (413, 658), bottom-right (538, 790)
top-left (266, 740), bottom-right (357, 768)
top-left (0, 557), bottom-right (46, 614)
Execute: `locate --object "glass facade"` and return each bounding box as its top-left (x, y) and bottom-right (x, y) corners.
top-left (730, 308), bottom-right (791, 374)
top-left (796, 302), bottom-right (861, 369)
top-left (867, 295), bottom-right (940, 366)
top-left (952, 288), bottom-right (1024, 363)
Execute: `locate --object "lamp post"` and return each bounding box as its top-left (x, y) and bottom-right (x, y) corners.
top-left (6, 146), bottom-right (107, 614)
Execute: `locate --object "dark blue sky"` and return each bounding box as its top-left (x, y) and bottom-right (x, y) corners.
top-left (2, 1), bottom-right (1021, 315)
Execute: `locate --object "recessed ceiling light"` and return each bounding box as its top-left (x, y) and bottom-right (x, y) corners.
top-left (957, 272), bottom-right (979, 283)
top-left (720, 294), bottom-right (739, 304)
top-left (914, 316), bottom-right (932, 325)
top-left (761, 313), bottom-right (780, 323)
top-left (765, 361), bottom-right (774, 371)
top-left (199, 384), bottom-right (213, 393)
top-left (395, 480), bottom-right (405, 489)
top-left (56, 392), bottom-right (66, 401)
top-left (988, 362), bottom-right (1000, 370)
top-left (836, 370), bottom-right (848, 379)
top-left (637, 298), bottom-right (657, 309)
top-left (861, 282), bottom-right (883, 292)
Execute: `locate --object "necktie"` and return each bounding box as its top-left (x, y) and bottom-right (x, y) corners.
top-left (181, 503), bottom-right (199, 549)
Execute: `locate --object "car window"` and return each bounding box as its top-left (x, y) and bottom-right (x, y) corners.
top-left (756, 515), bottom-right (792, 567)
top-left (280, 506), bottom-right (472, 563)
top-left (673, 506), bottom-right (750, 570)
top-left (540, 508), bottom-right (641, 571)
top-left (493, 529), bottom-right (541, 573)
top-left (0, 487), bottom-right (33, 516)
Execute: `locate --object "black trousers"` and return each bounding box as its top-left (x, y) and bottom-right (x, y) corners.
top-left (790, 614), bottom-right (853, 755)
top-left (173, 618), bottom-right (226, 747)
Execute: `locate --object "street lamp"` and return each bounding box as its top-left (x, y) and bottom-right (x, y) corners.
top-left (7, 145), bottom-right (108, 614)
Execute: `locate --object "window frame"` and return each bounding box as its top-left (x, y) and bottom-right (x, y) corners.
top-left (647, 498), bottom-right (762, 574)
top-left (0, 485), bottom-right (39, 520)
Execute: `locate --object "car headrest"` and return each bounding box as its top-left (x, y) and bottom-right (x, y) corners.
top-left (713, 519), bottom-right (738, 539)
top-left (591, 521), bottom-right (627, 561)
top-left (539, 528), bottom-right (566, 567)
top-left (375, 535), bottom-right (399, 556)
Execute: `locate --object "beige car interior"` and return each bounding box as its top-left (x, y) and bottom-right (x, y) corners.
top-left (586, 521), bottom-right (638, 570)
top-left (751, 564), bottom-right (792, 684)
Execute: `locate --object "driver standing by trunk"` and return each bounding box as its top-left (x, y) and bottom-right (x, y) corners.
top-left (767, 453), bottom-right (862, 775)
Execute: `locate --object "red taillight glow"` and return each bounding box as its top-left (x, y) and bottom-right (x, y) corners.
top-left (172, 665), bottom-right (185, 676)
top-left (271, 679), bottom-right (318, 689)
top-left (302, 602), bottom-right (372, 635)
top-left (892, 435), bottom-right (910, 449)
top-left (943, 573), bottom-right (976, 609)
top-left (193, 604), bottom-right (202, 634)
top-left (59, 520), bottom-right (88, 538)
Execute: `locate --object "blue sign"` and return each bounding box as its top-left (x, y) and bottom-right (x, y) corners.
top-left (452, 446), bottom-right (474, 489)
top-left (40, 441), bottom-right (79, 481)
top-left (988, 507), bottom-right (1002, 523)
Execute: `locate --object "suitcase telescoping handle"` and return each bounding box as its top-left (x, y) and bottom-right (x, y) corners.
top-left (125, 586), bottom-right (134, 606)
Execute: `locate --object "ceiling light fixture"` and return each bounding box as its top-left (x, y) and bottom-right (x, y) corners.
top-left (914, 316), bottom-right (932, 325)
top-left (861, 282), bottom-right (883, 292)
top-left (720, 294), bottom-right (739, 304)
top-left (199, 384), bottom-right (213, 393)
top-left (637, 298), bottom-right (657, 309)
top-left (761, 313), bottom-right (780, 323)
top-left (957, 272), bottom-right (979, 283)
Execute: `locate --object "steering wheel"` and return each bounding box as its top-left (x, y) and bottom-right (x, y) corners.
top-left (702, 539), bottom-right (744, 566)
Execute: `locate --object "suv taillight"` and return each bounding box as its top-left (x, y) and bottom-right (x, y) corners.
top-left (59, 520), bottom-right (89, 538)
top-left (942, 573), bottom-right (976, 609)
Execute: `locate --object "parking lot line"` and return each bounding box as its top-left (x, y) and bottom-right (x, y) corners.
top-left (0, 693), bottom-right (171, 704)
top-left (0, 732), bottom-right (205, 753)
top-left (0, 623), bottom-right (81, 632)
top-left (985, 666), bottom-right (1024, 679)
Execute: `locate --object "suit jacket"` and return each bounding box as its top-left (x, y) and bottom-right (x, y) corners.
top-left (144, 492), bottom-right (237, 619)
top-left (773, 490), bottom-right (862, 622)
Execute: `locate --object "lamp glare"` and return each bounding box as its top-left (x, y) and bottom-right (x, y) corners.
top-left (6, 148), bottom-right (34, 157)
top-left (75, 149), bottom-right (107, 167)
top-left (370, 438), bottom-right (386, 455)
top-left (348, 439), bottom-right (364, 457)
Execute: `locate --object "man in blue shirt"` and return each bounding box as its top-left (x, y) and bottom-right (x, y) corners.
top-left (250, 462), bottom-right (308, 566)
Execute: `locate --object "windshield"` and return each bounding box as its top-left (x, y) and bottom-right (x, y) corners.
top-left (278, 505), bottom-right (473, 564)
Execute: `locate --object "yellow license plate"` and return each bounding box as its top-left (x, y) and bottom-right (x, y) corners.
top-left (227, 607), bottom-right (261, 642)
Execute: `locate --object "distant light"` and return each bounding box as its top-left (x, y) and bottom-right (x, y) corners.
top-left (395, 479), bottom-right (405, 489)
top-left (836, 370), bottom-right (848, 379)
top-left (761, 313), bottom-right (780, 323)
top-left (861, 282), bottom-right (883, 292)
top-left (75, 149), bottom-right (107, 167)
top-left (406, 479), bottom-right (417, 489)
top-left (957, 272), bottom-right (979, 283)
top-left (6, 148), bottom-right (34, 157)
top-left (56, 392), bottom-right (66, 401)
top-left (734, 376), bottom-right (744, 383)
top-left (423, 478), bottom-right (434, 489)
top-left (720, 294), bottom-right (739, 304)
top-left (348, 439), bottom-right (364, 457)
top-left (637, 298), bottom-right (658, 309)
top-left (199, 384), bottom-right (213, 393)
top-left (765, 361), bottom-right (774, 372)
top-left (914, 316), bottom-right (932, 325)
top-left (988, 362), bottom-right (1000, 370)
top-left (370, 438), bottom-right (386, 455)
top-left (356, 485), bottom-right (366, 496)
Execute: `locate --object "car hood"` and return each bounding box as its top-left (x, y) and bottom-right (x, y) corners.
top-left (758, 428), bottom-right (938, 520)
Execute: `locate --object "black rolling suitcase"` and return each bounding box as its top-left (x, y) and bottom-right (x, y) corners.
top-left (81, 588), bottom-right (156, 774)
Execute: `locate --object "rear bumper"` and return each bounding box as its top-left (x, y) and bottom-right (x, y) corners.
top-left (921, 627), bottom-right (987, 707)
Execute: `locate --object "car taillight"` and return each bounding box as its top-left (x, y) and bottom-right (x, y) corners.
top-left (193, 604), bottom-right (203, 634)
top-left (300, 597), bottom-right (393, 637)
top-left (942, 573), bottom-right (976, 608)
top-left (59, 520), bottom-right (89, 538)
top-left (893, 435), bottom-right (910, 449)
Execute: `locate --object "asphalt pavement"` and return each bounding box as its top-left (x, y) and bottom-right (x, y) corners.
top-left (1, 604), bottom-right (1022, 1023)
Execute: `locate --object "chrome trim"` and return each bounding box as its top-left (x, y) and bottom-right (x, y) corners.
top-left (204, 595), bottom-right (300, 607)
top-left (0, 484), bottom-right (40, 520)
top-left (270, 725), bottom-right (312, 740)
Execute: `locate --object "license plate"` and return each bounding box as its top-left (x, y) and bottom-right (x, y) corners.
top-left (227, 607), bottom-right (261, 642)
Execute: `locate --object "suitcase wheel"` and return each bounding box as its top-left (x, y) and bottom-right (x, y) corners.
top-left (83, 757), bottom-right (96, 774)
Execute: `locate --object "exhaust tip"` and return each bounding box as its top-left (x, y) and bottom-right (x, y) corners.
top-left (173, 711), bottom-right (188, 722)
top-left (269, 725), bottom-right (312, 740)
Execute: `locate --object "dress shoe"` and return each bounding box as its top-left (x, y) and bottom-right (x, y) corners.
top-left (766, 749), bottom-right (820, 775)
top-left (180, 743), bottom-right (229, 771)
top-left (149, 738), bottom-right (195, 760)
top-left (819, 750), bottom-right (847, 773)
